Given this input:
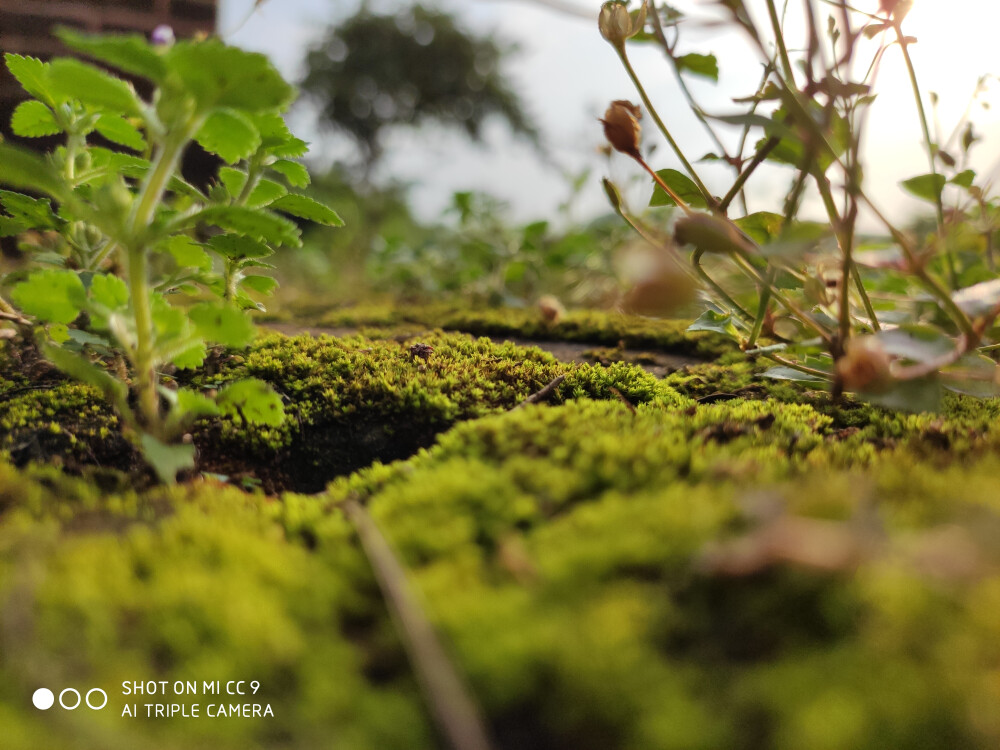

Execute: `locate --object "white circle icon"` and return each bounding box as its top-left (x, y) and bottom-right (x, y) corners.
top-left (86, 688), bottom-right (108, 710)
top-left (59, 688), bottom-right (82, 710)
top-left (32, 688), bottom-right (54, 710)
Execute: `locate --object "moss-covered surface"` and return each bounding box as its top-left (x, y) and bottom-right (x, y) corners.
top-left (5, 317), bottom-right (1000, 748)
top-left (276, 301), bottom-right (735, 359)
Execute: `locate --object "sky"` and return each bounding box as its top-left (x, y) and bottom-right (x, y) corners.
top-left (218, 0), bottom-right (1000, 229)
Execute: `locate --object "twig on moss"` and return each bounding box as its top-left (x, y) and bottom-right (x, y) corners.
top-left (608, 386), bottom-right (637, 414)
top-left (342, 498), bottom-right (496, 750)
top-left (514, 374), bottom-right (566, 410)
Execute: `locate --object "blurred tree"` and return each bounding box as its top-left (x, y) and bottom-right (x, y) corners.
top-left (300, 3), bottom-right (538, 171)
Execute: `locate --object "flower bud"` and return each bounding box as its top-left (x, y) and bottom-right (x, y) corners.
top-left (601, 100), bottom-right (642, 159)
top-left (674, 213), bottom-right (754, 255)
top-left (599, 1), bottom-right (647, 50)
top-left (151, 25), bottom-right (175, 47)
top-left (835, 336), bottom-right (893, 392)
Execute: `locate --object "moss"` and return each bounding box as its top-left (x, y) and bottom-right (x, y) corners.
top-left (3, 387), bottom-right (1000, 746)
top-left (302, 302), bottom-right (735, 359)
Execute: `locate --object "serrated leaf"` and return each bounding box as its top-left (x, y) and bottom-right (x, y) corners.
top-left (140, 434), bottom-right (196, 483)
top-left (675, 52), bottom-right (719, 82)
top-left (164, 236), bottom-right (212, 271)
top-left (240, 275), bottom-right (278, 296)
top-left (0, 216), bottom-right (27, 237)
top-left (5, 54), bottom-right (56, 106)
top-left (195, 108), bottom-right (261, 165)
top-left (0, 190), bottom-right (59, 229)
top-left (176, 388), bottom-right (221, 418)
top-left (95, 114), bottom-right (146, 151)
top-left (89, 273), bottom-right (129, 309)
top-left (218, 167), bottom-right (247, 198)
top-left (687, 309), bottom-right (740, 340)
top-left (0, 142), bottom-right (69, 199)
top-left (271, 194), bottom-right (344, 226)
top-left (900, 173), bottom-right (946, 203)
top-left (246, 178), bottom-right (287, 208)
top-left (48, 58), bottom-right (142, 117)
top-left (207, 233), bottom-right (272, 259)
top-left (217, 378), bottom-right (285, 426)
top-left (56, 28), bottom-right (166, 82)
top-left (189, 302), bottom-right (256, 348)
top-left (649, 169), bottom-right (709, 209)
top-left (253, 112), bottom-right (308, 157)
top-left (269, 159), bottom-right (310, 188)
top-left (11, 100), bottom-right (61, 137)
top-left (12, 269), bottom-right (86, 323)
top-left (190, 205), bottom-right (301, 246)
top-left (165, 40), bottom-right (294, 113)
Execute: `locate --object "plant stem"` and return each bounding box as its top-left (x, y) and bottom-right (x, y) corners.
top-left (894, 23), bottom-right (956, 287)
top-left (763, 352), bottom-right (833, 380)
top-left (617, 49), bottom-right (717, 210)
top-left (765, 0), bottom-right (796, 83)
top-left (720, 136), bottom-right (780, 213)
top-left (126, 124), bottom-right (197, 434)
top-left (746, 268), bottom-right (775, 349)
top-left (692, 249), bottom-right (754, 324)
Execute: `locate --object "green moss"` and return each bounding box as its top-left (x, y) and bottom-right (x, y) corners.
top-left (3, 376), bottom-right (1000, 746)
top-left (304, 302), bottom-right (735, 359)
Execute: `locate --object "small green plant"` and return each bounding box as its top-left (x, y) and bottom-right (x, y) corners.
top-left (599, 0), bottom-right (1000, 410)
top-left (0, 29), bottom-right (343, 481)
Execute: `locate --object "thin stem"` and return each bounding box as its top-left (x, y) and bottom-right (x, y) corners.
top-left (763, 352), bottom-right (832, 379)
top-left (894, 23), bottom-right (956, 287)
top-left (765, 0), bottom-right (796, 83)
top-left (746, 268), bottom-right (775, 349)
top-left (636, 157), bottom-right (692, 214)
top-left (692, 249), bottom-right (754, 324)
top-left (617, 49), bottom-right (717, 209)
top-left (732, 253), bottom-right (833, 343)
top-left (720, 136), bottom-right (780, 213)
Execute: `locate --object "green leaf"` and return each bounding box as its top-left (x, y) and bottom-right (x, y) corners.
top-left (942, 354), bottom-right (1000, 399)
top-left (649, 169), bottom-right (709, 209)
top-left (900, 173), bottom-right (946, 203)
top-left (0, 216), bottom-right (27, 237)
top-left (863, 377), bottom-right (942, 413)
top-left (269, 159), bottom-right (310, 188)
top-left (246, 178), bottom-right (288, 208)
top-left (0, 190), bottom-right (59, 229)
top-left (950, 169), bottom-right (975, 188)
top-left (5, 54), bottom-right (56, 106)
top-left (94, 114), bottom-right (146, 151)
top-left (760, 366), bottom-right (830, 384)
top-left (953, 279), bottom-right (1000, 316)
top-left (687, 309), bottom-right (740, 341)
top-left (56, 28), bottom-right (166, 82)
top-left (218, 167), bottom-right (247, 198)
top-left (253, 112), bottom-right (308, 157)
top-left (11, 269), bottom-right (86, 323)
top-left (140, 434), bottom-right (196, 483)
top-left (195, 108), bottom-right (261, 165)
top-left (675, 52), bottom-right (719, 82)
top-left (48, 58), bottom-right (142, 117)
top-left (207, 233), bottom-right (272, 259)
top-left (189, 302), bottom-right (256, 348)
top-left (11, 100), bottom-right (61, 137)
top-left (41, 341), bottom-right (128, 409)
top-left (191, 206), bottom-right (301, 246)
top-left (217, 378), bottom-right (285, 426)
top-left (733, 211), bottom-right (784, 244)
top-left (89, 273), bottom-right (129, 310)
top-left (271, 194), bottom-right (345, 226)
top-left (176, 388), bottom-right (221, 418)
top-left (877, 324), bottom-right (954, 363)
top-left (0, 142), bottom-right (69, 199)
top-left (165, 40), bottom-right (294, 113)
top-left (164, 236), bottom-right (212, 271)
top-left (240, 275), bottom-right (278, 296)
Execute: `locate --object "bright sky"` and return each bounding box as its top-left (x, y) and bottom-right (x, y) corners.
top-left (219, 0), bottom-right (1000, 229)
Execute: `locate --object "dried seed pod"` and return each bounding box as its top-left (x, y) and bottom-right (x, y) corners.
top-left (538, 295), bottom-right (565, 325)
top-left (835, 336), bottom-right (893, 392)
top-left (674, 213), bottom-right (754, 255)
top-left (600, 100), bottom-right (642, 159)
